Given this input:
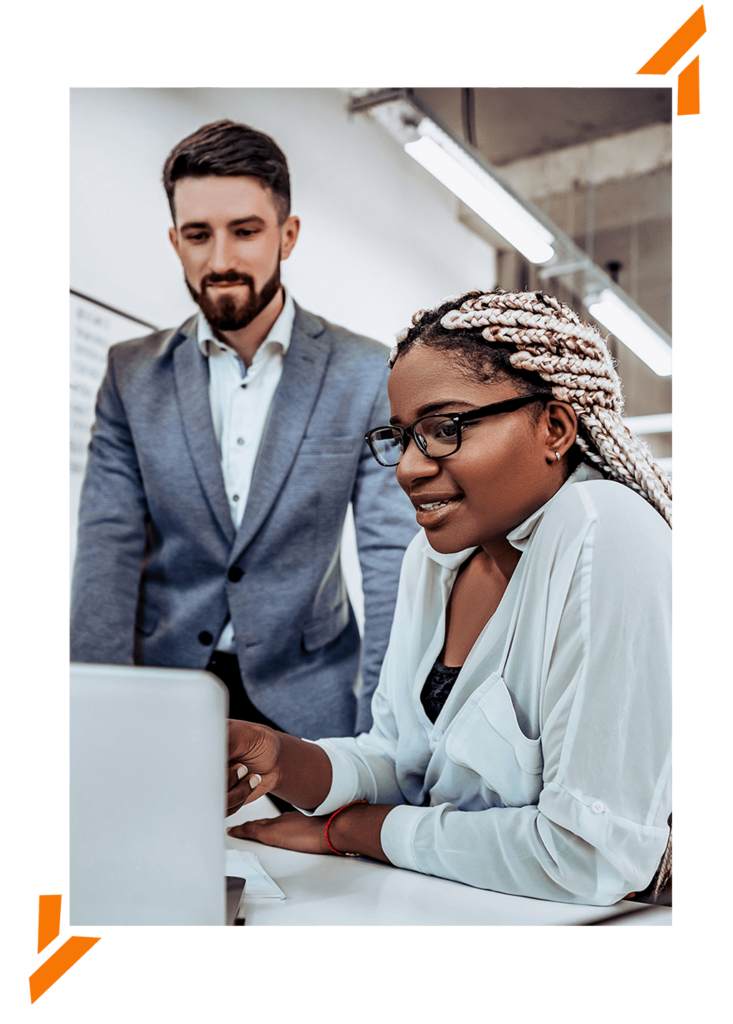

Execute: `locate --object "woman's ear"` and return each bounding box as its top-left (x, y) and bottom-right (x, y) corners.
top-left (542, 401), bottom-right (577, 464)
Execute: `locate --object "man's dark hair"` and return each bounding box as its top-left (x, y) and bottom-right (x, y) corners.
top-left (162, 119), bottom-right (291, 224)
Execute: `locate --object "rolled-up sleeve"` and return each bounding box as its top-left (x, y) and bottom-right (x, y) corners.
top-left (300, 684), bottom-right (408, 816)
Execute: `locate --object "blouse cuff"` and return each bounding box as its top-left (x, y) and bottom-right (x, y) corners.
top-left (294, 739), bottom-right (362, 817)
top-left (379, 803), bottom-right (430, 872)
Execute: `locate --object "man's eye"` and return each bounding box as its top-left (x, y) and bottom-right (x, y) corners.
top-left (236, 228), bottom-right (257, 237)
top-left (185, 233), bottom-right (208, 242)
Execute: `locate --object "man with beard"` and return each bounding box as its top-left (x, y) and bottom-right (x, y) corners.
top-left (70, 120), bottom-right (417, 740)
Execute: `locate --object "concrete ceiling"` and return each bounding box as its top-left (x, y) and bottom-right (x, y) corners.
top-left (412, 87), bottom-right (672, 165)
top-left (352, 86), bottom-right (672, 422)
top-left (405, 87), bottom-right (673, 429)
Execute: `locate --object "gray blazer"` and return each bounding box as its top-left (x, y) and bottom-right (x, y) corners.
top-left (70, 304), bottom-right (417, 738)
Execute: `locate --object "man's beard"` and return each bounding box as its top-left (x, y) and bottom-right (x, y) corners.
top-left (186, 263), bottom-right (281, 332)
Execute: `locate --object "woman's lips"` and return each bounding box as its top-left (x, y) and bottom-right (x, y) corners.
top-left (414, 496), bottom-right (463, 527)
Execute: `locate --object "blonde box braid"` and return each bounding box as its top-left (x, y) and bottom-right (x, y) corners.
top-left (391, 289), bottom-right (671, 527)
top-left (390, 288), bottom-right (672, 901)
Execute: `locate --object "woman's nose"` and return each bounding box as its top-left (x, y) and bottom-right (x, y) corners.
top-left (395, 436), bottom-right (441, 490)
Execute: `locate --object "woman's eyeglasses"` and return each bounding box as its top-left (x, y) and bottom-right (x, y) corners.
top-left (365, 393), bottom-right (548, 467)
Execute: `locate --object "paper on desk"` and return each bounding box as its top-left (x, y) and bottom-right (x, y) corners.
top-left (225, 849), bottom-right (286, 899)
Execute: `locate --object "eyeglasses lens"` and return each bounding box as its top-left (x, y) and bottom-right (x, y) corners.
top-left (418, 416), bottom-right (460, 458)
top-left (370, 428), bottom-right (404, 466)
top-left (369, 417), bottom-right (462, 465)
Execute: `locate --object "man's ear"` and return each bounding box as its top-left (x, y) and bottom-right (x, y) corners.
top-left (168, 225), bottom-right (180, 257)
top-left (280, 215), bottom-right (300, 261)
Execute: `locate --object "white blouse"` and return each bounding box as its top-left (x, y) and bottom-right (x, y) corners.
top-left (307, 465), bottom-right (672, 906)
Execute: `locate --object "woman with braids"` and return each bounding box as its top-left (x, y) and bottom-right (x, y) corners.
top-left (226, 289), bottom-right (672, 906)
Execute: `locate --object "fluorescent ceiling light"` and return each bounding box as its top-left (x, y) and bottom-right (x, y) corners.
top-left (623, 413), bottom-right (672, 435)
top-left (404, 120), bottom-right (555, 265)
top-left (587, 289), bottom-right (672, 377)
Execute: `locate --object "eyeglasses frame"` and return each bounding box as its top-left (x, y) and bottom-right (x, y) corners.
top-left (365, 392), bottom-right (550, 467)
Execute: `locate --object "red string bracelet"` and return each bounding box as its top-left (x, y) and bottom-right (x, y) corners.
top-left (324, 799), bottom-right (368, 856)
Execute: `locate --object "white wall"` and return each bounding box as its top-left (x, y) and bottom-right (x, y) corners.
top-left (71, 88), bottom-right (496, 343)
top-left (70, 88), bottom-right (497, 630)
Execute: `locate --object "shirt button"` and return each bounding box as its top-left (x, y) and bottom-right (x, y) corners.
top-left (237, 437), bottom-right (245, 445)
top-left (591, 800), bottom-right (605, 814)
top-left (198, 631), bottom-right (214, 646)
top-left (232, 494), bottom-right (239, 502)
top-left (228, 566), bottom-right (244, 583)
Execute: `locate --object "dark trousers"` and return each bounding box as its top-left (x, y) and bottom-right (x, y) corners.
top-left (205, 650), bottom-right (293, 814)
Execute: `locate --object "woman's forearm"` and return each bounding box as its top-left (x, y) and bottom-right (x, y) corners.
top-left (326, 801), bottom-right (394, 861)
top-left (260, 732), bottom-right (397, 859)
top-left (272, 732), bottom-right (334, 810)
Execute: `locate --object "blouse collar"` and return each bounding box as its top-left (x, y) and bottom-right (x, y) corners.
top-left (422, 462), bottom-right (605, 568)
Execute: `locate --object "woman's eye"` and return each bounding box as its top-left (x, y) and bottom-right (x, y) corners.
top-left (434, 421), bottom-right (459, 440)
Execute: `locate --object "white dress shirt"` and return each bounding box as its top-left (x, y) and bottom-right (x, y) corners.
top-left (305, 465), bottom-right (672, 906)
top-left (197, 290), bottom-right (296, 651)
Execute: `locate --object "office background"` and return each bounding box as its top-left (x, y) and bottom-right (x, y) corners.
top-left (70, 86), bottom-right (672, 629)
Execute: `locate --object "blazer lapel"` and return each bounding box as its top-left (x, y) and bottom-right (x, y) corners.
top-left (173, 320), bottom-right (236, 546)
top-left (230, 305), bottom-right (330, 562)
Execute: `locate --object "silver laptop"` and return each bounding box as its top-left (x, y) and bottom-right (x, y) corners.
top-left (70, 663), bottom-right (240, 925)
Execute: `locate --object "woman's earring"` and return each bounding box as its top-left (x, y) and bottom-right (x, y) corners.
top-left (554, 451), bottom-right (561, 462)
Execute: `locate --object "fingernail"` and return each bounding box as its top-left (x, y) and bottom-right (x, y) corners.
top-left (236, 764), bottom-right (248, 781)
top-left (249, 773), bottom-right (262, 790)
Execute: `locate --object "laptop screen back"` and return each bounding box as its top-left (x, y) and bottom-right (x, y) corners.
top-left (70, 664), bottom-right (228, 925)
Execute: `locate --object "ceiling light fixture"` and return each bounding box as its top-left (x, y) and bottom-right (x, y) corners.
top-left (623, 413), bottom-right (673, 435)
top-left (587, 289), bottom-right (672, 377)
top-left (404, 119), bottom-right (555, 265)
top-left (347, 89), bottom-right (672, 377)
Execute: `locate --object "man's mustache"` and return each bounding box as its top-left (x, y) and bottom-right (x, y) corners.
top-left (201, 271), bottom-right (254, 290)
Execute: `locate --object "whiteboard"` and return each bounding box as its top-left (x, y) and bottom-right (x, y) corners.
top-left (70, 292), bottom-right (156, 570)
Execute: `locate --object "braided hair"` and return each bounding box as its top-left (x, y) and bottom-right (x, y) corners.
top-left (390, 288), bottom-right (672, 527)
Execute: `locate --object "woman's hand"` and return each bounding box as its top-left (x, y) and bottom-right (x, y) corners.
top-left (228, 812), bottom-right (332, 855)
top-left (227, 720), bottom-right (282, 815)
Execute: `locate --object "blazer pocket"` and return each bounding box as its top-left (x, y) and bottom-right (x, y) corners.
top-left (445, 673), bottom-right (543, 807)
top-left (302, 602), bottom-right (350, 653)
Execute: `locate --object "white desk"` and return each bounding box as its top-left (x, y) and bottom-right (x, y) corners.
top-left (226, 797), bottom-right (671, 927)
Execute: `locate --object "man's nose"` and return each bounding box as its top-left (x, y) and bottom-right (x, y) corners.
top-left (208, 233), bottom-right (238, 273)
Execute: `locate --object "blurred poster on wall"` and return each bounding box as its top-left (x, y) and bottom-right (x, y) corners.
top-left (70, 292), bottom-right (156, 570)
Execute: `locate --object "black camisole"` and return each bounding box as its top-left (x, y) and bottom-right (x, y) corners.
top-left (420, 660), bottom-right (462, 724)
top-left (420, 547), bottom-right (482, 723)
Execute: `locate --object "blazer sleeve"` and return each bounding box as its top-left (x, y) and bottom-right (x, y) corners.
top-left (70, 347), bottom-right (149, 664)
top-left (350, 363), bottom-right (418, 734)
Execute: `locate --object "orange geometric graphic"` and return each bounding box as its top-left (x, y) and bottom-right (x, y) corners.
top-left (637, 6), bottom-right (707, 74)
top-left (36, 892), bottom-right (62, 954)
top-left (677, 55), bottom-right (701, 115)
top-left (28, 895), bottom-right (100, 1004)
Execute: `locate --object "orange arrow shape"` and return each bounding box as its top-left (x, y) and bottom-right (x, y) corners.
top-left (37, 895), bottom-right (62, 954)
top-left (678, 55), bottom-right (701, 115)
top-left (30, 892), bottom-right (101, 1003)
top-left (30, 937), bottom-right (102, 1003)
top-left (637, 6), bottom-right (707, 74)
